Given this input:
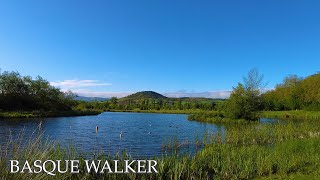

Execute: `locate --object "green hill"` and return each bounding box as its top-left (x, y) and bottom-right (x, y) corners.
top-left (116, 91), bottom-right (223, 111)
top-left (122, 91), bottom-right (167, 100)
top-left (118, 91), bottom-right (167, 105)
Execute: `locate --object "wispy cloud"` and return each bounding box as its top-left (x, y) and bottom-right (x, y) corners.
top-left (164, 90), bottom-right (231, 99)
top-left (50, 80), bottom-right (112, 88)
top-left (65, 89), bottom-right (131, 98)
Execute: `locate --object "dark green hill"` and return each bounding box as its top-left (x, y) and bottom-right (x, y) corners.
top-left (117, 91), bottom-right (224, 109)
top-left (122, 91), bottom-right (167, 100)
top-left (118, 91), bottom-right (167, 104)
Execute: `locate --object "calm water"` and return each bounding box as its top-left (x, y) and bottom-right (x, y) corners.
top-left (0, 112), bottom-right (225, 158)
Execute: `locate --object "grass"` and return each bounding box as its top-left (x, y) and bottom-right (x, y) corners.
top-left (0, 110), bottom-right (101, 118)
top-left (1, 118), bottom-right (320, 179)
top-left (262, 110), bottom-right (320, 120)
top-left (188, 110), bottom-right (320, 124)
top-left (187, 111), bottom-right (252, 124)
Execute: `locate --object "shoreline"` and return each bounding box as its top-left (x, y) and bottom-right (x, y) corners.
top-left (2, 109), bottom-right (319, 122)
top-left (0, 110), bottom-right (101, 119)
top-left (105, 109), bottom-right (201, 114)
top-left (106, 109), bottom-right (320, 123)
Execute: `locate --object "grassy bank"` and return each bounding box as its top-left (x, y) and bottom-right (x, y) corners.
top-left (188, 110), bottom-right (320, 124)
top-left (187, 111), bottom-right (252, 124)
top-left (262, 110), bottom-right (320, 120)
top-left (1, 119), bottom-right (320, 179)
top-left (0, 110), bottom-right (101, 118)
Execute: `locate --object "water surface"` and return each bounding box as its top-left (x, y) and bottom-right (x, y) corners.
top-left (0, 112), bottom-right (223, 157)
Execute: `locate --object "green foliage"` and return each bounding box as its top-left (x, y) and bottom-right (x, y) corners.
top-left (224, 69), bottom-right (264, 121)
top-left (263, 73), bottom-right (320, 111)
top-left (188, 111), bottom-right (250, 124)
top-left (262, 110), bottom-right (320, 120)
top-left (0, 70), bottom-right (76, 112)
top-left (121, 91), bottom-right (167, 100)
top-left (0, 110), bottom-right (101, 118)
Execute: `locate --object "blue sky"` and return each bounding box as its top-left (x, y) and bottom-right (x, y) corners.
top-left (1, 0), bottom-right (320, 98)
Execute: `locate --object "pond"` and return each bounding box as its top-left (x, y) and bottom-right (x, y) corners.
top-left (0, 112), bottom-right (225, 158)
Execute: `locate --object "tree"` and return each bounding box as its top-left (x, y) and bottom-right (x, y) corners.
top-left (0, 69), bottom-right (76, 111)
top-left (262, 74), bottom-right (304, 110)
top-left (225, 69), bottom-right (264, 121)
top-left (225, 83), bottom-right (246, 119)
top-left (109, 97), bottom-right (118, 109)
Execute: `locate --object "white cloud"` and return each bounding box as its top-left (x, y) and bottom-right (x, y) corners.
top-left (66, 89), bottom-right (131, 98)
top-left (163, 90), bottom-right (231, 99)
top-left (50, 80), bottom-right (112, 88)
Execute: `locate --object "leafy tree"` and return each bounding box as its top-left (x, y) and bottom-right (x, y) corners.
top-left (0, 70), bottom-right (76, 111)
top-left (225, 69), bottom-right (264, 121)
top-left (261, 74), bottom-right (320, 110)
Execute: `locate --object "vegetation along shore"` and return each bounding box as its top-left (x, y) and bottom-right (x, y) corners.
top-left (0, 70), bottom-right (100, 118)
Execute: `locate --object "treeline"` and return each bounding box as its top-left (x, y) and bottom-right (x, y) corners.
top-left (210, 71), bottom-right (320, 121)
top-left (263, 73), bottom-right (320, 111)
top-left (206, 71), bottom-right (320, 121)
top-left (0, 70), bottom-right (75, 112)
top-left (3, 68), bottom-right (320, 120)
top-left (75, 97), bottom-right (219, 112)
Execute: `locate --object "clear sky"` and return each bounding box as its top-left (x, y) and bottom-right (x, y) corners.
top-left (0, 0), bottom-right (319, 98)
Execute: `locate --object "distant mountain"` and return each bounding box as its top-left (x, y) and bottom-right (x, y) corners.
top-left (74, 95), bottom-right (109, 102)
top-left (116, 91), bottom-right (225, 105)
top-left (121, 91), bottom-right (167, 100)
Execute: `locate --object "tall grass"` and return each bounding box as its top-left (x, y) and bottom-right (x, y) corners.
top-left (262, 110), bottom-right (320, 120)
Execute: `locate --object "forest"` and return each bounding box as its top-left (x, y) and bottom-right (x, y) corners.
top-left (263, 73), bottom-right (320, 111)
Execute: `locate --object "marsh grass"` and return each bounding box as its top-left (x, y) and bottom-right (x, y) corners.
top-left (189, 110), bottom-right (320, 124)
top-left (188, 111), bottom-right (255, 124)
top-left (1, 119), bottom-right (320, 179)
top-left (161, 131), bottom-right (214, 154)
top-left (262, 110), bottom-right (320, 120)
